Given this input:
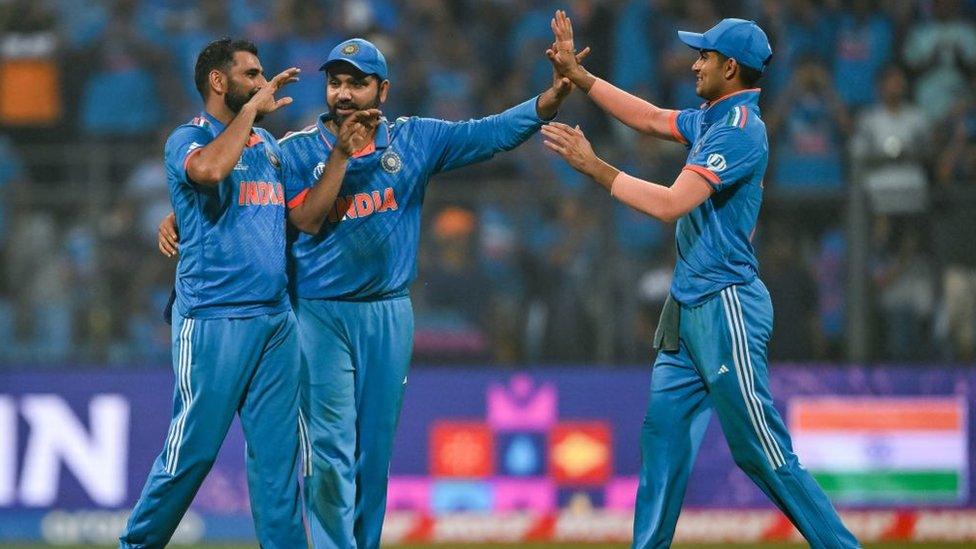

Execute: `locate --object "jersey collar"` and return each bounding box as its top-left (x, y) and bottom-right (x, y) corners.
top-left (316, 112), bottom-right (391, 154)
top-left (701, 88), bottom-right (761, 124)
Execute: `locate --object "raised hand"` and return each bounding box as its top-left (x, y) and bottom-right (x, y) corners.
top-left (547, 10), bottom-right (590, 80)
top-left (541, 122), bottom-right (597, 175)
top-left (552, 9), bottom-right (575, 54)
top-left (247, 67), bottom-right (301, 115)
top-left (548, 41), bottom-right (592, 100)
top-left (336, 109), bottom-right (382, 156)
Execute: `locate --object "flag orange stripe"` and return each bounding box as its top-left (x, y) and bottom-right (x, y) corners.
top-left (792, 399), bottom-right (962, 431)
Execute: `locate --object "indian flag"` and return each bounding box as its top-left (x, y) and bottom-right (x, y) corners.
top-left (790, 397), bottom-right (968, 504)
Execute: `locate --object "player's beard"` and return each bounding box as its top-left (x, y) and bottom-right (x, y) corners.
top-left (330, 91), bottom-right (381, 126)
top-left (225, 84), bottom-right (264, 123)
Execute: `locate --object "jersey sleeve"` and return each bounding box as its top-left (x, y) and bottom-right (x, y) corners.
top-left (422, 96), bottom-right (544, 174)
top-left (671, 108), bottom-right (698, 147)
top-left (278, 139), bottom-right (317, 208)
top-left (683, 125), bottom-right (763, 193)
top-left (164, 126), bottom-right (213, 186)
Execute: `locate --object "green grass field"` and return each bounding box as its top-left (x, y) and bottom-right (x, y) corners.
top-left (4, 543), bottom-right (972, 549)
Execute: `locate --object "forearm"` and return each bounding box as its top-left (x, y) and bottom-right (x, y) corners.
top-left (588, 78), bottom-right (678, 141)
top-left (288, 151), bottom-right (349, 234)
top-left (187, 104), bottom-right (258, 185)
top-left (609, 171), bottom-right (711, 223)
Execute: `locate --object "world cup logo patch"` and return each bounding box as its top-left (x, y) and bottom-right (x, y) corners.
top-left (706, 153), bottom-right (727, 172)
top-left (381, 151), bottom-right (402, 174)
top-left (342, 43), bottom-right (359, 56)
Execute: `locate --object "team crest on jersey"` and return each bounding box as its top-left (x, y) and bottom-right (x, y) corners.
top-left (706, 153), bottom-right (727, 172)
top-left (342, 43), bottom-right (359, 55)
top-left (313, 161), bottom-right (326, 180)
top-left (266, 148), bottom-right (281, 169)
top-left (380, 151), bottom-right (402, 174)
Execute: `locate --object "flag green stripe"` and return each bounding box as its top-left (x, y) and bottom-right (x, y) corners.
top-left (812, 470), bottom-right (959, 497)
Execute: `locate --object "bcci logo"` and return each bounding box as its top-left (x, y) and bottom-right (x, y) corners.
top-left (380, 151), bottom-right (402, 174)
top-left (313, 161), bottom-right (326, 180)
top-left (706, 153), bottom-right (727, 172)
top-left (342, 43), bottom-right (359, 56)
top-left (266, 149), bottom-right (281, 169)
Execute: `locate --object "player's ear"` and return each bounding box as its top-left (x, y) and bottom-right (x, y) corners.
top-left (209, 69), bottom-right (227, 96)
top-left (725, 58), bottom-right (738, 82)
top-left (378, 79), bottom-right (390, 105)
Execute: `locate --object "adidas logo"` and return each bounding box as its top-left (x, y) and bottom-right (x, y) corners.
top-left (718, 364), bottom-right (730, 375)
top-left (233, 160), bottom-right (247, 171)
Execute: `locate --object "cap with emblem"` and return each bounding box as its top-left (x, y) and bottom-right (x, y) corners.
top-left (320, 38), bottom-right (389, 81)
top-left (677, 18), bottom-right (773, 73)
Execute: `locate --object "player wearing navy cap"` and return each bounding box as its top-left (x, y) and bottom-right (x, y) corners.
top-left (276, 37), bottom-right (586, 549)
top-left (544, 12), bottom-right (859, 548)
top-left (119, 39), bottom-right (308, 548)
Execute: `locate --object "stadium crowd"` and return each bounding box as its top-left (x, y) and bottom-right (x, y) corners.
top-left (0, 0), bottom-right (974, 366)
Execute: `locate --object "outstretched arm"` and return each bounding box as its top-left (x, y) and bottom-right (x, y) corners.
top-left (547, 10), bottom-right (684, 143)
top-left (541, 122), bottom-right (711, 223)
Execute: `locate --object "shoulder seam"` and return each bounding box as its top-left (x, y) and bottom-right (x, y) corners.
top-left (279, 126), bottom-right (318, 144)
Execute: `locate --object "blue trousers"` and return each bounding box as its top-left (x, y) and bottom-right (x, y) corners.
top-left (633, 281), bottom-right (859, 548)
top-left (120, 312), bottom-right (306, 549)
top-left (295, 296), bottom-right (413, 549)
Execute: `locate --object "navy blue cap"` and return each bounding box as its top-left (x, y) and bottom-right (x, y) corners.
top-left (677, 18), bottom-right (773, 73)
top-left (319, 38), bottom-right (389, 81)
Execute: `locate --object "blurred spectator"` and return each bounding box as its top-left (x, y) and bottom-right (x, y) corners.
top-left (78, 0), bottom-right (172, 136)
top-left (813, 227), bottom-right (847, 360)
top-left (523, 197), bottom-right (599, 363)
top-left (277, 0), bottom-right (342, 127)
top-left (871, 219), bottom-right (935, 361)
top-left (763, 227), bottom-right (820, 361)
top-left (936, 76), bottom-right (976, 184)
top-left (414, 206), bottom-right (491, 362)
top-left (850, 65), bottom-right (931, 214)
top-left (611, 0), bottom-right (661, 99)
top-left (162, 1), bottom-right (234, 118)
top-left (0, 0), bottom-right (61, 127)
top-left (933, 189), bottom-right (976, 362)
top-left (903, 0), bottom-right (976, 122)
top-left (759, 0), bottom-right (836, 96)
top-left (832, 0), bottom-right (893, 109)
top-left (768, 58), bottom-right (851, 196)
top-left (6, 213), bottom-right (72, 362)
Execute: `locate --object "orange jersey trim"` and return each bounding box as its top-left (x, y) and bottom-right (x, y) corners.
top-left (287, 188), bottom-right (310, 209)
top-left (351, 141), bottom-right (376, 158)
top-left (668, 110), bottom-right (688, 145)
top-left (683, 164), bottom-right (721, 186)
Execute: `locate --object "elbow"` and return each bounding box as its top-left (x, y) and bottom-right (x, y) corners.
top-left (187, 165), bottom-right (223, 186)
top-left (288, 212), bottom-right (323, 235)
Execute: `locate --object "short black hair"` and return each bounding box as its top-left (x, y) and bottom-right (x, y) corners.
top-left (194, 38), bottom-right (258, 100)
top-left (714, 51), bottom-right (764, 88)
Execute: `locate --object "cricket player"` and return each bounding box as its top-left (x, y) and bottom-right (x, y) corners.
top-left (542, 12), bottom-right (860, 548)
top-left (277, 38), bottom-right (585, 548)
top-left (121, 37), bottom-right (336, 549)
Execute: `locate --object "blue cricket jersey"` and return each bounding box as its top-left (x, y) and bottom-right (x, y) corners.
top-left (279, 96), bottom-right (545, 300)
top-left (668, 89), bottom-right (768, 306)
top-left (165, 112), bottom-right (290, 318)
